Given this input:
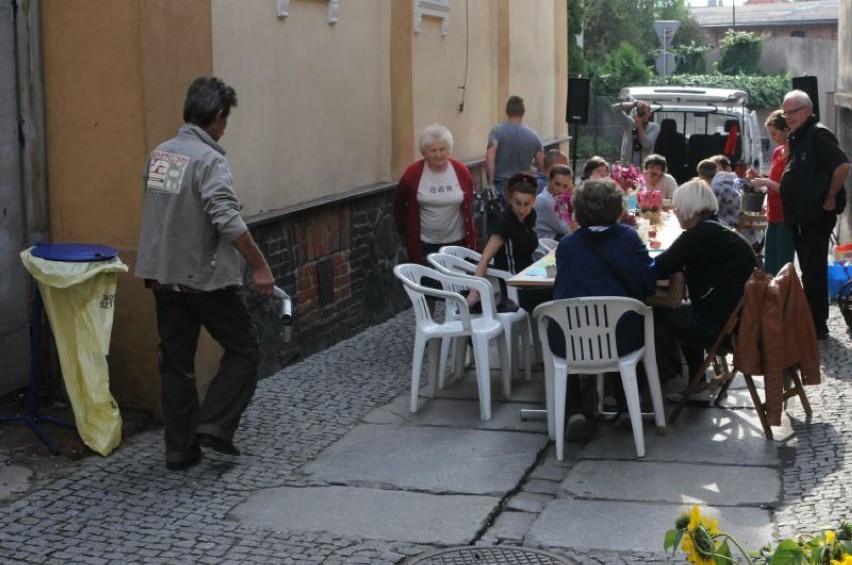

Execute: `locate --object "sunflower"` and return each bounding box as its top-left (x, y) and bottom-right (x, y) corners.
top-left (831, 554), bottom-right (852, 565)
top-left (680, 506), bottom-right (721, 565)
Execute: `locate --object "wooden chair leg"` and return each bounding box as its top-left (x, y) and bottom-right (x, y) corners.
top-left (741, 373), bottom-right (773, 439)
top-left (784, 367), bottom-right (813, 417)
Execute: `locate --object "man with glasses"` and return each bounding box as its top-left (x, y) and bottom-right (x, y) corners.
top-left (780, 89), bottom-right (850, 339)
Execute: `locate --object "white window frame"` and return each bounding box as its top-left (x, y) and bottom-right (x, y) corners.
top-left (413, 0), bottom-right (449, 37)
top-left (277, 0), bottom-right (339, 24)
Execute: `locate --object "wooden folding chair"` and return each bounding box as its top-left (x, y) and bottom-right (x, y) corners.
top-left (668, 298), bottom-right (744, 424)
top-left (738, 367), bottom-right (812, 439)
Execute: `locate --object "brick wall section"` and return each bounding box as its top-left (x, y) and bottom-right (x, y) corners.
top-left (246, 188), bottom-right (410, 377)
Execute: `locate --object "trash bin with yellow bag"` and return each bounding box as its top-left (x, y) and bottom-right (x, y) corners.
top-left (20, 243), bottom-right (128, 456)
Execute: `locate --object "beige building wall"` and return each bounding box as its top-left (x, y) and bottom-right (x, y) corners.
top-left (211, 0), bottom-right (392, 216)
top-left (508, 0), bottom-right (557, 140)
top-left (410, 2), bottom-right (497, 164)
top-left (408, 0), bottom-right (567, 167)
top-left (40, 0), bottom-right (213, 414)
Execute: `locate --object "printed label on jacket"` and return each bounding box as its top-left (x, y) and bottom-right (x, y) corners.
top-left (147, 151), bottom-right (190, 193)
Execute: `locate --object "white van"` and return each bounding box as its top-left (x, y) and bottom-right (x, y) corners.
top-left (616, 86), bottom-right (763, 183)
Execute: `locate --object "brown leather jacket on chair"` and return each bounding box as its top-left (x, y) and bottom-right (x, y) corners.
top-left (734, 263), bottom-right (820, 425)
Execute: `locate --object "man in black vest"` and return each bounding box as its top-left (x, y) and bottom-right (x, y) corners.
top-left (780, 89), bottom-right (850, 339)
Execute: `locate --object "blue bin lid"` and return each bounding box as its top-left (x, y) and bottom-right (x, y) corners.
top-left (30, 243), bottom-right (119, 262)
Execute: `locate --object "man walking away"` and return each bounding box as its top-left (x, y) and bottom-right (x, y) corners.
top-left (136, 76), bottom-right (275, 470)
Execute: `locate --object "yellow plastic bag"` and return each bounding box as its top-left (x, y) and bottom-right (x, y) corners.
top-left (20, 248), bottom-right (128, 456)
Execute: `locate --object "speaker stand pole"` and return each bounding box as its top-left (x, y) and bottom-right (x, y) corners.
top-left (571, 121), bottom-right (579, 181)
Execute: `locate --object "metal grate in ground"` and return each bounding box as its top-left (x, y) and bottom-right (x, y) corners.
top-left (405, 546), bottom-right (575, 564)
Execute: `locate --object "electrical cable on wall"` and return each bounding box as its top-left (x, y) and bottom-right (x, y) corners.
top-left (458, 0), bottom-right (469, 113)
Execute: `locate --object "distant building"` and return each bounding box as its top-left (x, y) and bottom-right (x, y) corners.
top-left (691, 0), bottom-right (838, 45)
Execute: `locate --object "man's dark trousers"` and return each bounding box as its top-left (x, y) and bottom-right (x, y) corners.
top-left (790, 213), bottom-right (836, 334)
top-left (154, 287), bottom-right (260, 466)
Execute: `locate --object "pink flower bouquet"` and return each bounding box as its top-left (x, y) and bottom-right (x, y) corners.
top-left (610, 162), bottom-right (645, 193)
top-left (554, 191), bottom-right (574, 230)
top-left (637, 187), bottom-right (663, 212)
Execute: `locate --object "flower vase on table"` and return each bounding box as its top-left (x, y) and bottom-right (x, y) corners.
top-left (640, 209), bottom-right (661, 225)
top-left (637, 187), bottom-right (663, 226)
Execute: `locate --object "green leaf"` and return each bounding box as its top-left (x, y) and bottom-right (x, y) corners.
top-left (768, 539), bottom-right (806, 565)
top-left (714, 540), bottom-right (734, 564)
top-left (664, 529), bottom-right (685, 552)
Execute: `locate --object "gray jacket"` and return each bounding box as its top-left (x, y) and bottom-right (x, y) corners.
top-left (135, 124), bottom-right (248, 291)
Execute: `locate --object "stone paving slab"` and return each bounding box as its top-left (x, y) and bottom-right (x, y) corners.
top-left (364, 393), bottom-right (548, 433)
top-left (579, 407), bottom-right (790, 465)
top-left (527, 499), bottom-right (773, 553)
top-left (561, 460), bottom-right (781, 505)
top-left (301, 423), bottom-right (548, 495)
top-left (229, 485), bottom-right (499, 546)
top-left (428, 371), bottom-right (545, 404)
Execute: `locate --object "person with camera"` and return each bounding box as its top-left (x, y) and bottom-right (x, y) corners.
top-left (614, 99), bottom-right (660, 167)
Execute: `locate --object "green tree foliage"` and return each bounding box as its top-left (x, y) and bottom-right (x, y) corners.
top-left (577, 0), bottom-right (711, 90)
top-left (568, 0), bottom-right (589, 77)
top-left (649, 73), bottom-right (789, 108)
top-left (673, 42), bottom-right (710, 74)
top-left (655, 0), bottom-right (690, 21)
top-left (717, 29), bottom-right (763, 75)
top-left (595, 41), bottom-right (652, 95)
top-left (582, 0), bottom-right (657, 65)
top-left (669, 16), bottom-right (708, 52)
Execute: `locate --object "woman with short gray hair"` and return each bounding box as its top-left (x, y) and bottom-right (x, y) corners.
top-left (671, 179), bottom-right (718, 225)
top-left (655, 180), bottom-right (757, 380)
top-left (393, 124), bottom-right (477, 264)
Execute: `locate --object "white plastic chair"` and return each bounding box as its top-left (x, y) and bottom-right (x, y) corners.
top-left (442, 245), bottom-right (543, 371)
top-left (534, 297), bottom-right (666, 460)
top-left (436, 246), bottom-right (534, 380)
top-left (393, 263), bottom-right (509, 421)
top-left (534, 237), bottom-right (559, 260)
top-left (427, 252), bottom-right (532, 394)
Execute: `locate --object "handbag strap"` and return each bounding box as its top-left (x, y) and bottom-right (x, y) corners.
top-left (583, 235), bottom-right (644, 302)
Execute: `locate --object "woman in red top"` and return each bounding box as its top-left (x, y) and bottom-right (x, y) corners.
top-left (393, 124), bottom-right (478, 264)
top-left (749, 110), bottom-right (795, 275)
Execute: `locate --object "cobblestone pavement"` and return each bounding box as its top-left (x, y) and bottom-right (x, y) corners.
top-left (0, 304), bottom-right (849, 564)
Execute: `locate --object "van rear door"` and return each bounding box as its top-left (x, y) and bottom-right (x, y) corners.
top-left (745, 110), bottom-right (764, 172)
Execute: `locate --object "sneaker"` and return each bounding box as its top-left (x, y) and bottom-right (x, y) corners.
top-left (565, 414), bottom-right (589, 442)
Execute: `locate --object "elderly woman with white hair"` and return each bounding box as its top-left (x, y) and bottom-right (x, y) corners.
top-left (393, 124), bottom-right (478, 264)
top-left (654, 180), bottom-right (758, 379)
